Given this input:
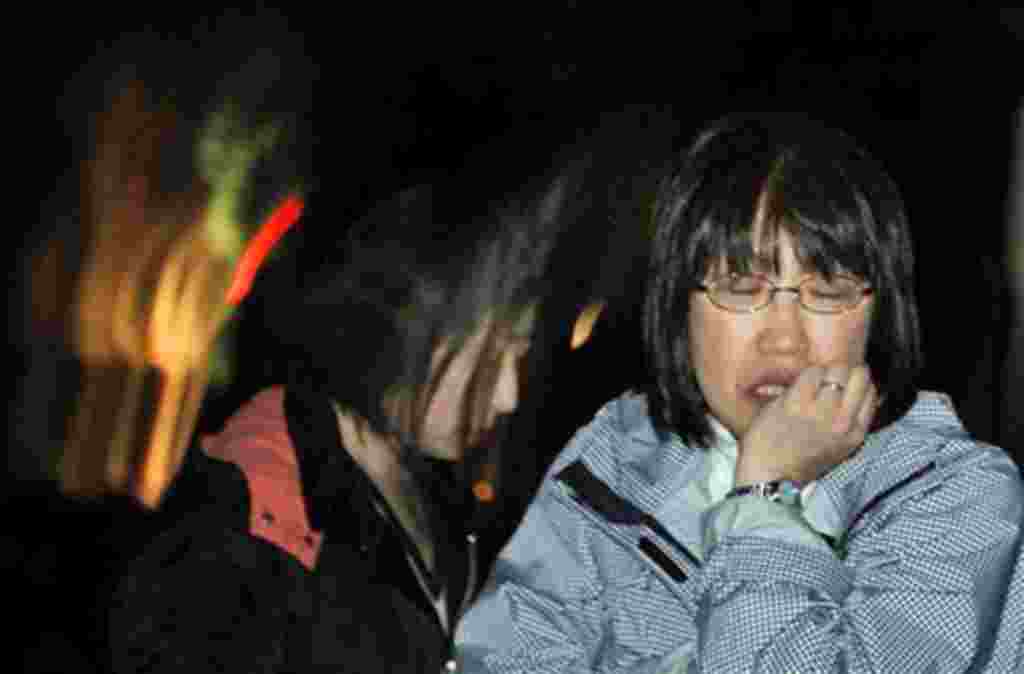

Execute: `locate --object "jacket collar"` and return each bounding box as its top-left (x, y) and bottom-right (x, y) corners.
top-left (283, 386), bottom-right (379, 543)
top-left (282, 386), bottom-right (473, 627)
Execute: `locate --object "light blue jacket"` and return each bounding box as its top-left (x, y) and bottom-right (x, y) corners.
top-left (457, 392), bottom-right (1024, 673)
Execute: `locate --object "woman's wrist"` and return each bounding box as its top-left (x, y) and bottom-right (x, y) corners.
top-left (725, 479), bottom-right (805, 507)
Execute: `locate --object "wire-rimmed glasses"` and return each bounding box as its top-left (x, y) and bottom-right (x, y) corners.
top-left (695, 273), bottom-right (874, 314)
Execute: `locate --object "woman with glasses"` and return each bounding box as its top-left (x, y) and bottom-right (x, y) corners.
top-left (457, 113), bottom-right (1023, 673)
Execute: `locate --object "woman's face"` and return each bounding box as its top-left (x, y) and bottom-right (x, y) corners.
top-left (417, 316), bottom-right (532, 460)
top-left (688, 229), bottom-right (875, 440)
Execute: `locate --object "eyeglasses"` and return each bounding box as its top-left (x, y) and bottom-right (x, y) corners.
top-left (695, 273), bottom-right (874, 314)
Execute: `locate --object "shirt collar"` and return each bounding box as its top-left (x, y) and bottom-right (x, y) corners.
top-left (707, 416), bottom-right (738, 461)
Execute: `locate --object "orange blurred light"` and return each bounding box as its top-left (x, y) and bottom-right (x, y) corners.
top-left (473, 479), bottom-right (496, 503)
top-left (58, 80), bottom-right (240, 509)
top-left (570, 300), bottom-right (606, 350)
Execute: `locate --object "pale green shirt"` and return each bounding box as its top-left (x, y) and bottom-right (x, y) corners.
top-left (659, 417), bottom-right (844, 673)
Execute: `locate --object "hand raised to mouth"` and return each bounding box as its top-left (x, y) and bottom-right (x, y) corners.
top-left (735, 363), bottom-right (879, 486)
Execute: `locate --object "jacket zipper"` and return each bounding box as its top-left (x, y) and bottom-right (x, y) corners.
top-left (369, 497), bottom-right (451, 636)
top-left (456, 532), bottom-right (479, 624)
top-left (442, 532), bottom-right (479, 674)
top-left (556, 482), bottom-right (698, 599)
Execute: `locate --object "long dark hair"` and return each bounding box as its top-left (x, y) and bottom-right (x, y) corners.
top-left (275, 139), bottom-right (584, 453)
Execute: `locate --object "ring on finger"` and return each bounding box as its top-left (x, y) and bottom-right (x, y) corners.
top-left (820, 379), bottom-right (846, 394)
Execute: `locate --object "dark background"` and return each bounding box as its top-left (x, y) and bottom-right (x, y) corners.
top-left (8, 5), bottom-right (1024, 671)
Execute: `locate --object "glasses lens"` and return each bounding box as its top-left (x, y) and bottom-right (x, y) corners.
top-left (705, 274), bottom-right (868, 313)
top-left (709, 275), bottom-right (766, 311)
top-left (801, 276), bottom-right (864, 312)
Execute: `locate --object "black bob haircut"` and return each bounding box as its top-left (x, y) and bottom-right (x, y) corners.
top-left (272, 139), bottom-right (586, 452)
top-left (643, 113), bottom-right (922, 447)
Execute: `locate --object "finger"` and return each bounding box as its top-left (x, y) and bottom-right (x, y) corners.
top-left (836, 365), bottom-right (871, 433)
top-left (817, 363), bottom-right (851, 401)
top-left (789, 364), bottom-right (827, 406)
top-left (856, 378), bottom-right (880, 431)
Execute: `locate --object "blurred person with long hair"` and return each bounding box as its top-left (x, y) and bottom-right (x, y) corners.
top-left (106, 141), bottom-right (586, 672)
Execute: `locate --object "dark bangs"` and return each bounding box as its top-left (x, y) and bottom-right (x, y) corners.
top-left (318, 145), bottom-right (580, 454)
top-left (685, 149), bottom-right (886, 286)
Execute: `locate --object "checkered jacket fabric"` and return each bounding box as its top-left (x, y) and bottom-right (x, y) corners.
top-left (457, 392), bottom-right (1024, 673)
top-left (987, 533), bottom-right (1024, 672)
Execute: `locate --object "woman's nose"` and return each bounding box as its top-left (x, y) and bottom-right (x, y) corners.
top-left (756, 290), bottom-right (810, 355)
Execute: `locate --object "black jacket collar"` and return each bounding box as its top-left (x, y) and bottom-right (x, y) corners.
top-left (282, 386), bottom-right (473, 627)
top-left (283, 386), bottom-right (376, 543)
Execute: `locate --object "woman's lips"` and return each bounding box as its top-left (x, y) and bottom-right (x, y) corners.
top-left (753, 383), bottom-right (788, 398)
top-left (744, 369), bottom-right (802, 402)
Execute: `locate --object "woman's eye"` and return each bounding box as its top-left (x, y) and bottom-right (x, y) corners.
top-left (809, 279), bottom-right (856, 298)
top-left (724, 277), bottom-right (762, 294)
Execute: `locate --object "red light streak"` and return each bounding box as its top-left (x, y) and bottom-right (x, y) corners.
top-left (225, 195), bottom-right (304, 305)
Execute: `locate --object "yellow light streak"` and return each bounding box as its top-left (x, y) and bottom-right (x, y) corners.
top-left (57, 79), bottom-right (282, 508)
top-left (570, 300), bottom-right (607, 350)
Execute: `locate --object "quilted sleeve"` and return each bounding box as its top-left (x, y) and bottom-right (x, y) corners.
top-left (686, 444), bottom-right (1023, 673)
